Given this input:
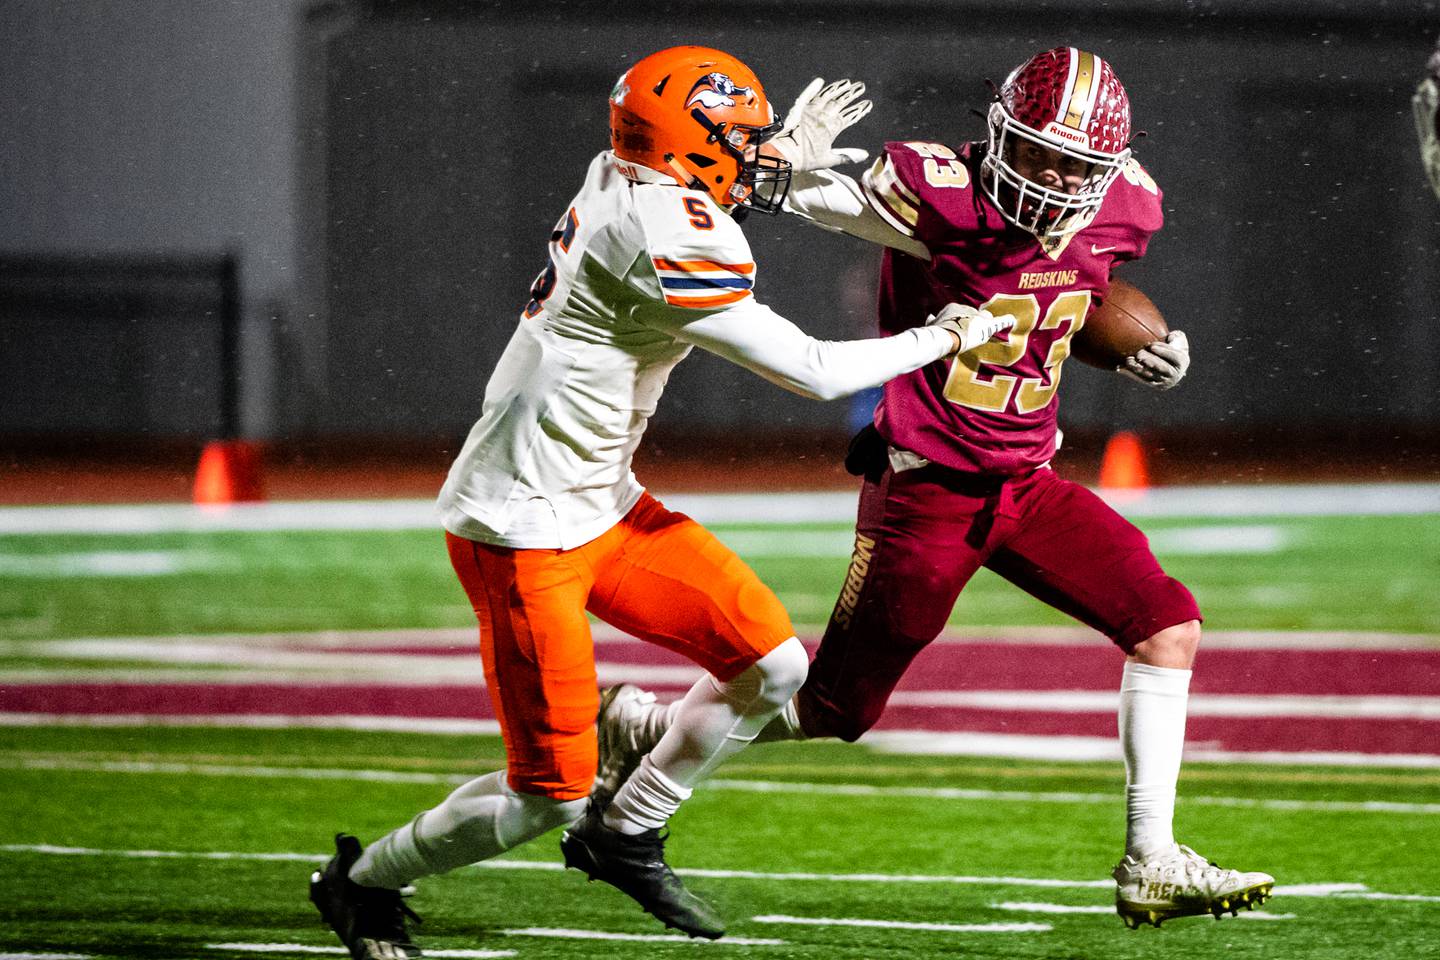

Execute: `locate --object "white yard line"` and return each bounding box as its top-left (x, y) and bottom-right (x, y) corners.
top-left (860, 730), bottom-right (1440, 769)
top-left (208, 945), bottom-right (515, 958)
top-left (699, 778), bottom-right (1440, 816)
top-left (993, 902), bottom-right (1112, 915)
top-left (7, 843), bottom-right (1433, 902)
top-left (6, 642), bottom-right (1434, 721)
top-left (0, 713), bottom-right (503, 735)
top-left (0, 551), bottom-right (216, 577)
top-left (497, 929), bottom-right (784, 945)
top-left (2, 719), bottom-right (1435, 768)
top-left (750, 915), bottom-right (1049, 933)
top-left (992, 901), bottom-right (1298, 920)
top-left (5, 757), bottom-right (1439, 815)
top-left (4, 624), bottom-right (1434, 651)
top-left (883, 690), bottom-right (1440, 720)
top-left (1, 483), bottom-right (1437, 536)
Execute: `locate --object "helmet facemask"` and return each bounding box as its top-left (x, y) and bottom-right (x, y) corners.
top-left (982, 102), bottom-right (1129, 238)
top-left (979, 47), bottom-right (1134, 239)
top-left (683, 107), bottom-right (791, 214)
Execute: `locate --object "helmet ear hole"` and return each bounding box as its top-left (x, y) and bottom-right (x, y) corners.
top-left (684, 152), bottom-right (717, 169)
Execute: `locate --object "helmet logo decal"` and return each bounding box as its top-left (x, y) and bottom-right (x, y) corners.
top-left (686, 72), bottom-right (753, 110)
top-left (1060, 48), bottom-right (1099, 134)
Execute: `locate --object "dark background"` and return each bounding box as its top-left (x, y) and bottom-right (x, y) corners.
top-left (3, 0), bottom-right (1439, 476)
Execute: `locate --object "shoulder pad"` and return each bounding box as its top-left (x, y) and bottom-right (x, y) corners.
top-left (634, 187), bottom-right (756, 309)
top-left (1107, 157), bottom-right (1165, 234)
top-left (863, 141), bottom-right (976, 239)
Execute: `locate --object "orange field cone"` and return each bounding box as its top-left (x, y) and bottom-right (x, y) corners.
top-left (1098, 431), bottom-right (1149, 490)
top-left (193, 439), bottom-right (266, 504)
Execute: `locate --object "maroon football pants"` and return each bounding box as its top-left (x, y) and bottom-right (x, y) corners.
top-left (797, 464), bottom-right (1201, 742)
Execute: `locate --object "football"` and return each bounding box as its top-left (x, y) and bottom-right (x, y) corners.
top-left (1071, 278), bottom-right (1168, 369)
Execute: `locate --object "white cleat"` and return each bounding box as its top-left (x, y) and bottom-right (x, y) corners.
top-left (591, 683), bottom-right (658, 812)
top-left (1113, 843), bottom-right (1275, 929)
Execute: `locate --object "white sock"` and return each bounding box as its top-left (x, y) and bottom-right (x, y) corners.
top-left (349, 770), bottom-right (586, 887)
top-left (635, 700), bottom-right (682, 755)
top-left (1118, 660), bottom-right (1192, 860)
top-left (605, 637), bottom-right (808, 835)
top-left (603, 754), bottom-right (692, 834)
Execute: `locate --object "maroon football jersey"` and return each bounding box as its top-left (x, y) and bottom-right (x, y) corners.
top-left (861, 140), bottom-right (1163, 475)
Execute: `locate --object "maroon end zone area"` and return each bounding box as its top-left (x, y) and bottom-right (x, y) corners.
top-left (7, 682), bottom-right (1436, 757)
top-left (5, 637), bottom-right (1438, 760)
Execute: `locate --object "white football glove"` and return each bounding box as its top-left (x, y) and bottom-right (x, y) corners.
top-left (927, 303), bottom-right (1015, 357)
top-left (1413, 37), bottom-right (1440, 200)
top-left (1120, 330), bottom-right (1190, 390)
top-left (770, 77), bottom-right (874, 173)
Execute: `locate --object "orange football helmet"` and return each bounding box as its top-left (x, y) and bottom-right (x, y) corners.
top-left (610, 46), bottom-right (791, 214)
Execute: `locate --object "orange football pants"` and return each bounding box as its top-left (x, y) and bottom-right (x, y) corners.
top-left (445, 492), bottom-right (795, 801)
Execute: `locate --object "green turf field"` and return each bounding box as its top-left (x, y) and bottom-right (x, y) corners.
top-left (2, 513), bottom-right (1439, 639)
top-left (2, 727), bottom-right (1438, 959)
top-left (2, 504), bottom-right (1439, 958)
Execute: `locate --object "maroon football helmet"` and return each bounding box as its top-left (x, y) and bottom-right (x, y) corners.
top-left (982, 47), bottom-right (1133, 238)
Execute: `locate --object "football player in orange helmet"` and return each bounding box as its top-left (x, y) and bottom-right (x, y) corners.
top-left (611, 45), bottom-right (792, 214)
top-left (307, 43), bottom-right (1008, 959)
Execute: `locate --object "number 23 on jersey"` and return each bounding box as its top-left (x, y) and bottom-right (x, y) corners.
top-left (943, 290), bottom-right (1090, 414)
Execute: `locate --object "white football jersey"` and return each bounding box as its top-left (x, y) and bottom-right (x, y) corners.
top-left (439, 151), bottom-right (954, 550)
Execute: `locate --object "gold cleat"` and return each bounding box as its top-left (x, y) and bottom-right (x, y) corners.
top-left (1113, 844), bottom-right (1276, 929)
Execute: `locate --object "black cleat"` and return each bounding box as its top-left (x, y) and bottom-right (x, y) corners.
top-left (309, 833), bottom-right (423, 959)
top-left (560, 806), bottom-right (725, 939)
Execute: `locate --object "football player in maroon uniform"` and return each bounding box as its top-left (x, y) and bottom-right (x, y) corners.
top-left (597, 47), bottom-right (1274, 929)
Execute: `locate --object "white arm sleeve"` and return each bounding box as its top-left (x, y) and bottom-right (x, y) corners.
top-left (783, 169), bottom-right (931, 260)
top-left (647, 297), bottom-right (953, 401)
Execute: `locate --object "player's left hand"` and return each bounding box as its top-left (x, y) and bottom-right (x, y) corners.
top-left (770, 78), bottom-right (874, 172)
top-left (1120, 330), bottom-right (1190, 390)
top-left (1414, 35), bottom-right (1440, 200)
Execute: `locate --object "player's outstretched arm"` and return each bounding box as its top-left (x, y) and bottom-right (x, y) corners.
top-left (769, 78), bottom-right (931, 259)
top-left (650, 299), bottom-right (956, 401)
top-left (1415, 35), bottom-right (1440, 200)
top-left (782, 169), bottom-right (932, 258)
top-left (1119, 330), bottom-right (1190, 390)
top-left (770, 77), bottom-right (873, 173)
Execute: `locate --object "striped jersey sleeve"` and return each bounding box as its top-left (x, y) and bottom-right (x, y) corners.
top-left (861, 150), bottom-right (923, 238)
top-left (633, 186), bottom-right (759, 311)
top-left (651, 256), bottom-right (755, 308)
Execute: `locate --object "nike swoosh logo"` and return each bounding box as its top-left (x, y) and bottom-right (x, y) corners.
top-left (1091, 244), bottom-right (1118, 255)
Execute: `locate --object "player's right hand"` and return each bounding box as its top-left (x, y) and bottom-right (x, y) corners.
top-left (770, 78), bottom-right (874, 173)
top-left (927, 303), bottom-right (1015, 357)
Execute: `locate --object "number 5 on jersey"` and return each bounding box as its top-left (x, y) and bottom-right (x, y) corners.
top-left (524, 207), bottom-right (580, 318)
